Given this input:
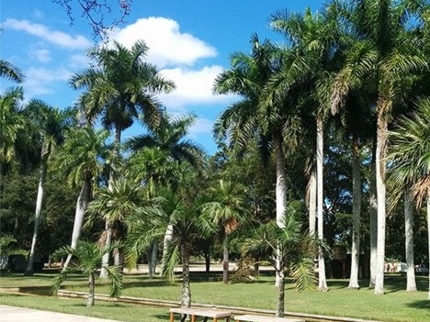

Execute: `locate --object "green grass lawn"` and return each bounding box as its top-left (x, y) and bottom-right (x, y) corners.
top-left (1, 270), bottom-right (430, 322)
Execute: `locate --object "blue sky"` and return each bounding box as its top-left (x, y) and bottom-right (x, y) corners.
top-left (1, 0), bottom-right (322, 155)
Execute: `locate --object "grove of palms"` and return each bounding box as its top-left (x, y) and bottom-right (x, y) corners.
top-left (3, 0), bottom-right (430, 320)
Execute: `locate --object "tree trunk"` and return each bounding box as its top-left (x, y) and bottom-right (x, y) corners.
top-left (113, 247), bottom-right (124, 268)
top-left (222, 237), bottom-right (229, 284)
top-left (348, 139), bottom-right (361, 289)
top-left (162, 223), bottom-right (174, 266)
top-left (87, 272), bottom-right (95, 307)
top-left (147, 240), bottom-right (158, 278)
top-left (308, 166), bottom-right (317, 236)
top-left (99, 221), bottom-right (112, 278)
top-left (317, 117), bottom-right (328, 292)
top-left (273, 131), bottom-right (287, 288)
top-left (181, 245), bottom-right (191, 307)
top-left (205, 252), bottom-right (211, 273)
top-left (276, 267), bottom-right (285, 317)
top-left (374, 109), bottom-right (387, 295)
top-left (100, 126), bottom-right (122, 278)
top-left (25, 162), bottom-right (47, 276)
top-left (369, 160), bottom-right (378, 287)
top-left (404, 189), bottom-right (417, 292)
top-left (64, 178), bottom-right (91, 270)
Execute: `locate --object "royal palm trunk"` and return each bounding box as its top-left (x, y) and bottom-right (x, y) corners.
top-left (64, 177), bottom-right (91, 270)
top-left (404, 189), bottom-right (417, 292)
top-left (374, 108), bottom-right (388, 295)
top-left (317, 117), bottom-right (328, 291)
top-left (25, 161), bottom-right (47, 276)
top-left (348, 139), bottom-right (361, 289)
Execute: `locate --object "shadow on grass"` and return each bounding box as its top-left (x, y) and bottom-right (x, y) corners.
top-left (153, 313), bottom-right (171, 320)
top-left (406, 300), bottom-right (430, 310)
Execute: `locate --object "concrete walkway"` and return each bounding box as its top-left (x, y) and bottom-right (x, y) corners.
top-left (0, 305), bottom-right (123, 322)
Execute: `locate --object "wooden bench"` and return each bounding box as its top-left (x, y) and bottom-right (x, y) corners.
top-left (169, 307), bottom-right (232, 322)
top-left (233, 314), bottom-right (304, 322)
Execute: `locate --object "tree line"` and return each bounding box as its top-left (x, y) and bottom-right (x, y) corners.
top-left (2, 0), bottom-right (430, 316)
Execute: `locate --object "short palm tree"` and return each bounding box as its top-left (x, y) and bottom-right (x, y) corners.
top-left (86, 178), bottom-right (143, 269)
top-left (0, 235), bottom-right (27, 269)
top-left (52, 241), bottom-right (122, 307)
top-left (200, 179), bottom-right (248, 284)
top-left (241, 208), bottom-right (318, 317)
top-left (125, 189), bottom-right (201, 308)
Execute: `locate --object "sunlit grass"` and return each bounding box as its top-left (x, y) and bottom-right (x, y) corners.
top-left (1, 271), bottom-right (430, 322)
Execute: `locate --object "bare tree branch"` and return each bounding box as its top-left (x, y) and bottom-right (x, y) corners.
top-left (52, 0), bottom-right (133, 40)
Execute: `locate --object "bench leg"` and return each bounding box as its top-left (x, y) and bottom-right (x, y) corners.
top-left (169, 312), bottom-right (174, 322)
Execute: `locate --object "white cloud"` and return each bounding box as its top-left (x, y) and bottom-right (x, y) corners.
top-left (108, 17), bottom-right (217, 68)
top-left (68, 53), bottom-right (91, 69)
top-left (24, 67), bottom-right (72, 96)
top-left (31, 48), bottom-right (51, 62)
top-left (158, 65), bottom-right (236, 108)
top-left (1, 19), bottom-right (91, 49)
top-left (189, 117), bottom-right (214, 137)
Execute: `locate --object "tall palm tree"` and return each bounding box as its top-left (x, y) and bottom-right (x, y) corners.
top-left (387, 98), bottom-right (430, 298)
top-left (71, 40), bottom-right (175, 162)
top-left (53, 126), bottom-right (110, 269)
top-left (214, 35), bottom-right (304, 286)
top-left (269, 3), bottom-right (346, 291)
top-left (126, 112), bottom-right (204, 167)
top-left (24, 102), bottom-right (72, 275)
top-left (214, 34), bottom-right (289, 229)
top-left (52, 241), bottom-right (122, 307)
top-left (71, 40), bottom-right (175, 276)
top-left (0, 87), bottom-right (24, 167)
top-left (200, 179), bottom-right (248, 284)
top-left (330, 0), bottom-right (428, 294)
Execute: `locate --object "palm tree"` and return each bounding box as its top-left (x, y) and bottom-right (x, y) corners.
top-left (52, 241), bottom-right (122, 307)
top-left (0, 87), bottom-right (24, 168)
top-left (24, 102), bottom-right (72, 276)
top-left (71, 40), bottom-right (175, 162)
top-left (213, 35), bottom-right (303, 287)
top-left (71, 40), bottom-right (175, 276)
top-left (0, 235), bottom-right (27, 269)
top-left (241, 209), bottom-right (318, 317)
top-left (330, 0), bottom-right (428, 294)
top-left (0, 59), bottom-right (24, 83)
top-left (126, 112), bottom-right (204, 167)
top-left (125, 188), bottom-right (201, 307)
top-left (387, 98), bottom-right (430, 298)
top-left (126, 112), bottom-right (205, 276)
top-left (214, 34), bottom-right (288, 228)
top-left (86, 178), bottom-right (143, 268)
top-left (53, 126), bottom-right (110, 269)
top-left (269, 4), bottom-right (346, 292)
top-left (200, 179), bottom-right (248, 284)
